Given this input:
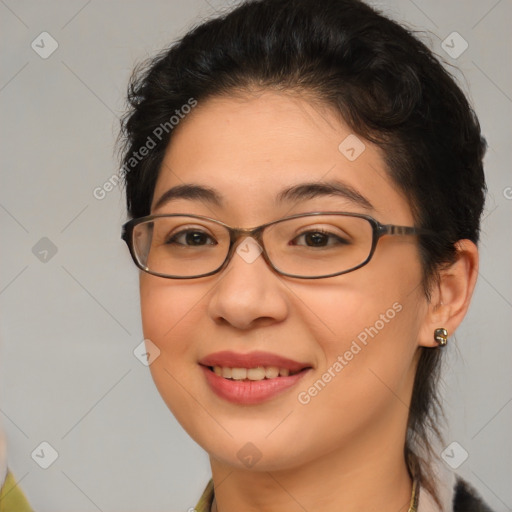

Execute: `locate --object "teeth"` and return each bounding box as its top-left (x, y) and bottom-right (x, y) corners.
top-left (247, 367), bottom-right (266, 381)
top-left (212, 365), bottom-right (299, 381)
top-left (265, 366), bottom-right (279, 379)
top-left (231, 368), bottom-right (247, 380)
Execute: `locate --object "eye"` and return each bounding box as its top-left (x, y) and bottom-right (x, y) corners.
top-left (165, 229), bottom-right (217, 246)
top-left (290, 229), bottom-right (349, 248)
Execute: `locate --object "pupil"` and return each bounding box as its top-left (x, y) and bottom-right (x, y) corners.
top-left (187, 232), bottom-right (207, 245)
top-left (306, 232), bottom-right (327, 246)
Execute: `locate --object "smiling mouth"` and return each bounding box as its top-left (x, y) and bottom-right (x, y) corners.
top-left (200, 361), bottom-right (312, 405)
top-left (206, 365), bottom-right (308, 381)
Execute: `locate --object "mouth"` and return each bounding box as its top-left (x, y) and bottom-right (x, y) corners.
top-left (198, 351), bottom-right (313, 405)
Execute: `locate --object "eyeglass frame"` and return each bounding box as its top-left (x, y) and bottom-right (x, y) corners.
top-left (121, 211), bottom-right (435, 280)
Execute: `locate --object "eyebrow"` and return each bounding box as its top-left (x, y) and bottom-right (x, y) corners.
top-left (276, 181), bottom-right (374, 211)
top-left (153, 184), bottom-right (223, 210)
top-left (152, 180), bottom-right (374, 211)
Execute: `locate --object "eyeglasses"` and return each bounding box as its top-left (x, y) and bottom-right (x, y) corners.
top-left (121, 212), bottom-right (433, 279)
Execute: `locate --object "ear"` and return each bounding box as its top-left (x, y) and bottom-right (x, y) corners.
top-left (418, 240), bottom-right (479, 348)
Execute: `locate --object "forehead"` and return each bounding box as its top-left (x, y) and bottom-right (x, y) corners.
top-left (152, 91), bottom-right (412, 225)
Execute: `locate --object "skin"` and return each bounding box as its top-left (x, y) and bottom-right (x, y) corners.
top-left (138, 90), bottom-right (478, 512)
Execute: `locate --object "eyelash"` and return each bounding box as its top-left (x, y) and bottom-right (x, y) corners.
top-left (166, 229), bottom-right (216, 246)
top-left (290, 229), bottom-right (349, 247)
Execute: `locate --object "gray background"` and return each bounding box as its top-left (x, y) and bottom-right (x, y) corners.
top-left (0, 0), bottom-right (511, 511)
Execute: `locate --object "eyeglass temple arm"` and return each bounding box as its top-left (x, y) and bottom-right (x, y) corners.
top-left (377, 224), bottom-right (433, 237)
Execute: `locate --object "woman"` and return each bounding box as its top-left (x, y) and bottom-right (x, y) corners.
top-left (119, 0), bottom-right (492, 510)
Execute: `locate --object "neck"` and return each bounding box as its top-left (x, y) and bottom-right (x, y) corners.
top-left (209, 428), bottom-right (413, 512)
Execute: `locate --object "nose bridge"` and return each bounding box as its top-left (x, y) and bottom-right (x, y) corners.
top-left (225, 225), bottom-right (268, 269)
top-left (207, 228), bottom-right (288, 329)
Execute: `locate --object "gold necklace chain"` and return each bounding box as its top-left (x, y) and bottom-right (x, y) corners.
top-left (408, 478), bottom-right (419, 512)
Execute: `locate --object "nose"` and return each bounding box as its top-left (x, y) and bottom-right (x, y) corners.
top-left (207, 237), bottom-right (289, 330)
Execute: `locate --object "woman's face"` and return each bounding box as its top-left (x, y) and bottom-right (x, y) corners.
top-left (140, 91), bottom-right (428, 472)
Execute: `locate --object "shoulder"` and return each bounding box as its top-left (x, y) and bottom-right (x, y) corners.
top-left (453, 476), bottom-right (494, 512)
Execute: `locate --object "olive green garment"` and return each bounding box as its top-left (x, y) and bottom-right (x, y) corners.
top-left (195, 479), bottom-right (214, 512)
top-left (0, 470), bottom-right (33, 512)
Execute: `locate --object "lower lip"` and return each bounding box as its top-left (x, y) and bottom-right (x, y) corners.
top-left (200, 365), bottom-right (310, 405)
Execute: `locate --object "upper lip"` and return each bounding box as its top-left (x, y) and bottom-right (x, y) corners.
top-left (199, 351), bottom-right (312, 372)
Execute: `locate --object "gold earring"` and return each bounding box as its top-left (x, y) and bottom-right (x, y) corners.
top-left (434, 328), bottom-right (448, 347)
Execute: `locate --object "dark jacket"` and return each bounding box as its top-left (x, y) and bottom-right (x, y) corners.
top-left (454, 477), bottom-right (494, 512)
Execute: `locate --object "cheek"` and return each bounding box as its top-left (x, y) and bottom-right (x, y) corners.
top-left (139, 276), bottom-right (206, 347)
top-left (288, 288), bottom-right (421, 460)
top-left (139, 277), bottom-right (206, 386)
top-left (303, 287), bottom-right (417, 387)
top-left (139, 276), bottom-right (211, 434)
top-left (293, 255), bottom-right (424, 410)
